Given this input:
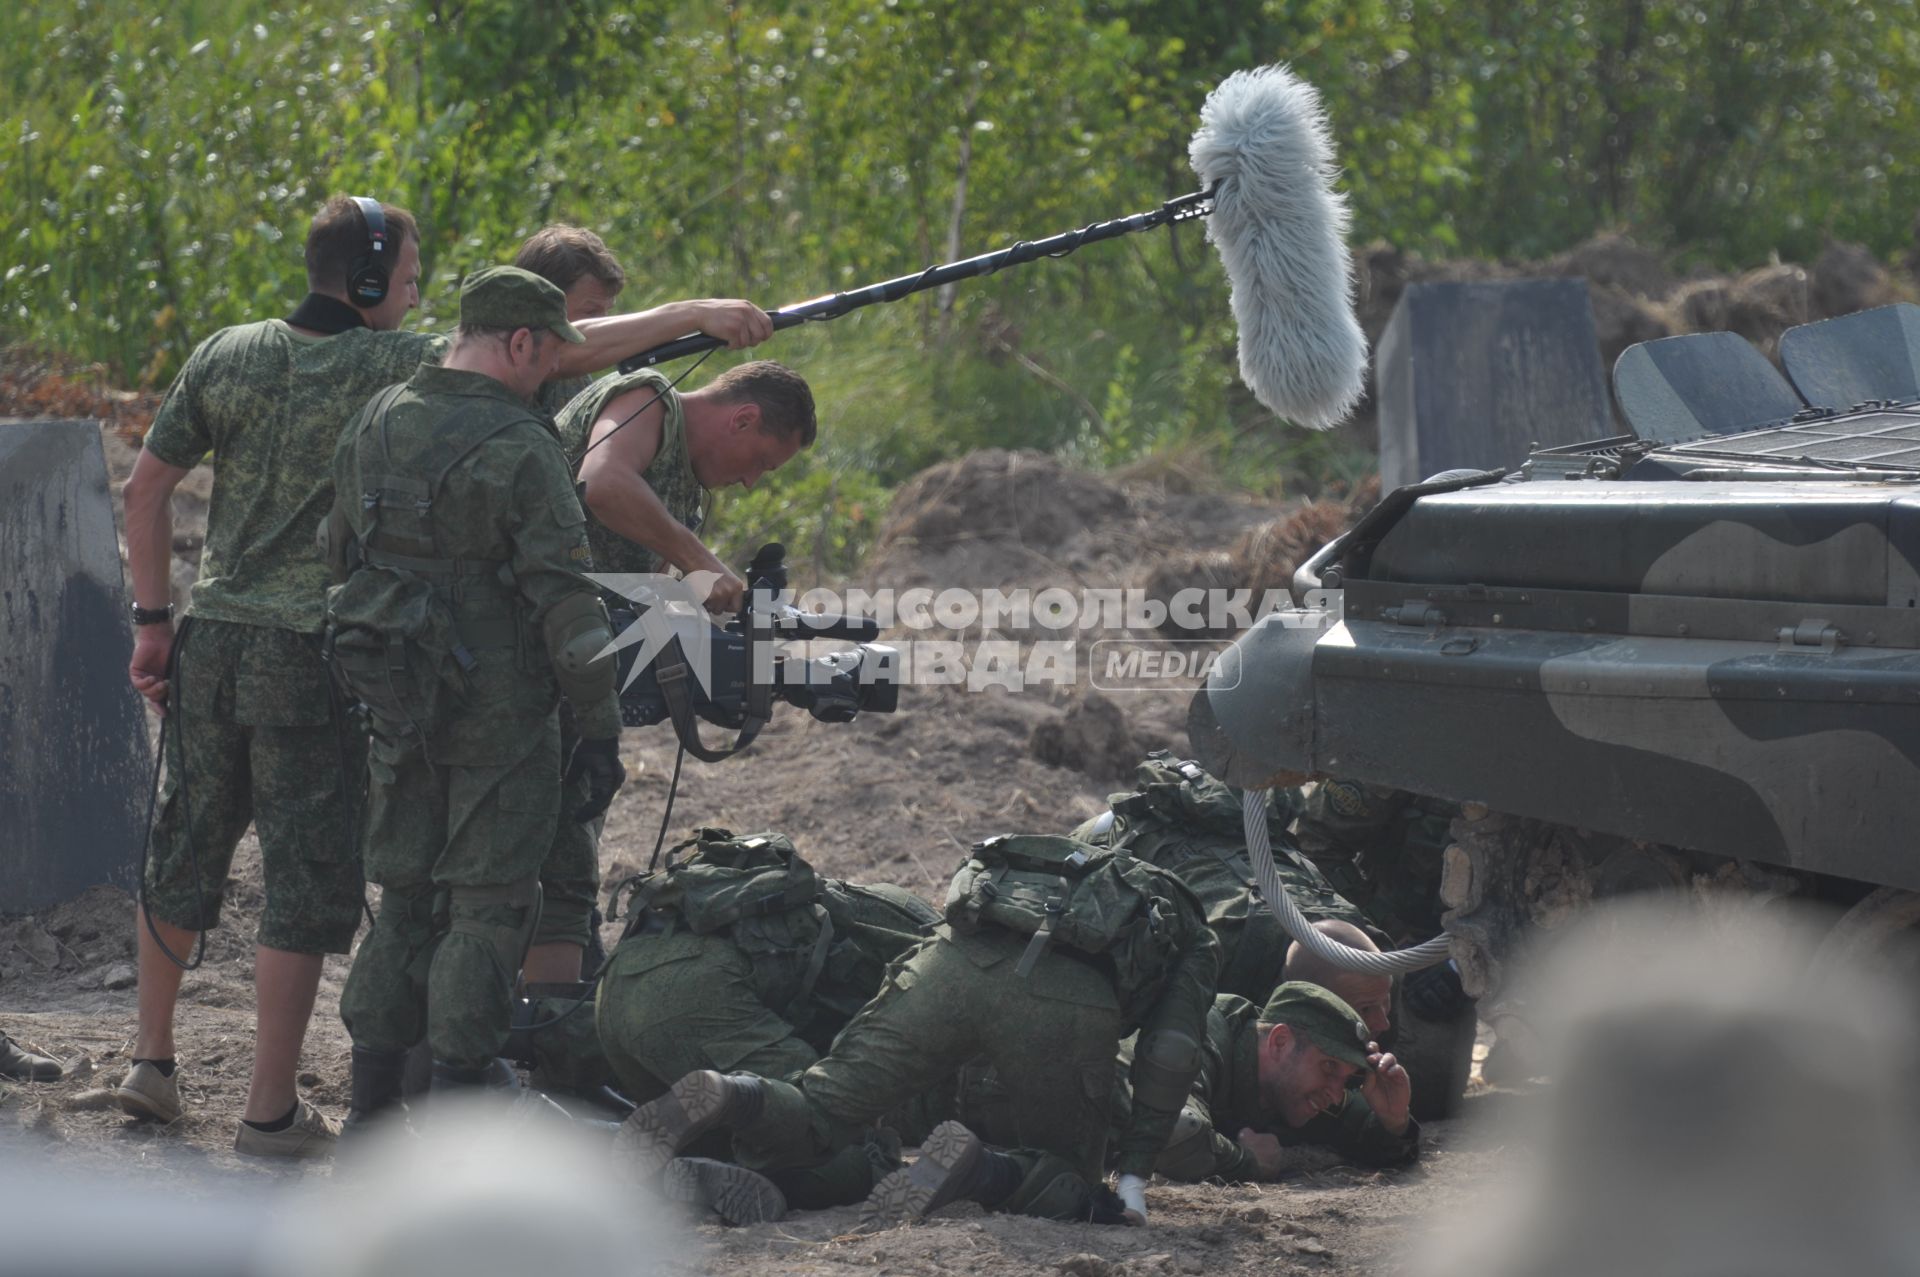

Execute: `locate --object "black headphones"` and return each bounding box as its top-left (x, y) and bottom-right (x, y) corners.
top-left (345, 196), bottom-right (390, 308)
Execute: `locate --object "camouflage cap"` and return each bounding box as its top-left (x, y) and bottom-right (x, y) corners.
top-left (1259, 981), bottom-right (1375, 1071)
top-left (459, 266), bottom-right (585, 343)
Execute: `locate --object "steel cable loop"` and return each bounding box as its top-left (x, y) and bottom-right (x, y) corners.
top-left (1242, 788), bottom-right (1452, 975)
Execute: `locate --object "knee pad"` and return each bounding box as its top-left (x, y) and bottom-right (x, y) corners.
top-left (446, 879), bottom-right (543, 981)
top-left (1132, 1028), bottom-right (1202, 1115)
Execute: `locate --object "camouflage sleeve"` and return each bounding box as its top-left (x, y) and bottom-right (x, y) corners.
top-left (1296, 1094), bottom-right (1421, 1167)
top-left (142, 338), bottom-right (214, 468)
top-left (1151, 1096), bottom-right (1268, 1183)
top-left (1112, 909), bottom-right (1222, 1178)
top-left (505, 429), bottom-right (621, 739)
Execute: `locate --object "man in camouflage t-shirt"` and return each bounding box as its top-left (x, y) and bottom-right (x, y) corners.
top-left (118, 195), bottom-right (444, 1158)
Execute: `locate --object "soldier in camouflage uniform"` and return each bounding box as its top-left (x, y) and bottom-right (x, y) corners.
top-left (118, 195), bottom-right (445, 1157)
top-left (1112, 982), bottom-right (1415, 1182)
top-left (1290, 779), bottom-right (1459, 944)
top-left (530, 360), bottom-right (816, 983)
top-left (324, 268), bottom-right (629, 1116)
top-left (619, 835), bottom-right (1220, 1227)
top-left (506, 222), bottom-right (776, 984)
top-left (512, 829), bottom-right (942, 1219)
top-left (1073, 752), bottom-right (1371, 1003)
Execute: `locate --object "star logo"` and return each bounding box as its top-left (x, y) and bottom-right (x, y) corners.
top-left (587, 570), bottom-right (727, 695)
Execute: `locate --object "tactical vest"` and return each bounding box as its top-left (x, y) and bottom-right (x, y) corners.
top-left (1074, 752), bottom-right (1365, 1001)
top-left (613, 828), bottom-right (939, 1040)
top-left (943, 833), bottom-right (1202, 1028)
top-left (322, 385), bottom-right (527, 737)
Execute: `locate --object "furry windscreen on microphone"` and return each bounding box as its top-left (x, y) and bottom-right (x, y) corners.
top-left (1190, 66), bottom-right (1367, 430)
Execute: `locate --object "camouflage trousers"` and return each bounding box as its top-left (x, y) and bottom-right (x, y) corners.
top-left (584, 928), bottom-right (894, 1208)
top-left (532, 700), bottom-right (602, 949)
top-left (339, 711), bottom-right (560, 1071)
top-left (143, 617), bottom-right (365, 954)
top-left (729, 929), bottom-right (1123, 1218)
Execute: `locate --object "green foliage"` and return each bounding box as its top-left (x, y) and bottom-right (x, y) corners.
top-left (706, 448), bottom-right (891, 587)
top-left (5, 0), bottom-right (1917, 574)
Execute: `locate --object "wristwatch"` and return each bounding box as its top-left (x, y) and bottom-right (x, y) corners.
top-left (130, 602), bottom-right (175, 627)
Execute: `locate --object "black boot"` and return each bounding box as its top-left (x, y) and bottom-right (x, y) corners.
top-left (342, 1046), bottom-right (408, 1137)
top-left (860, 1121), bottom-right (1027, 1226)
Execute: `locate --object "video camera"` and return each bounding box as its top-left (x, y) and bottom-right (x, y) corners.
top-left (608, 543), bottom-right (899, 760)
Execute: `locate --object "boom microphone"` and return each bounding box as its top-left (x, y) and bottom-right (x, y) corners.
top-left (1190, 66), bottom-right (1367, 431)
top-left (618, 65), bottom-right (1368, 431)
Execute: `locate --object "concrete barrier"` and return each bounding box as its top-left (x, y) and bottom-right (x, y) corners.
top-left (0, 419), bottom-right (151, 913)
top-left (1376, 278), bottom-right (1613, 489)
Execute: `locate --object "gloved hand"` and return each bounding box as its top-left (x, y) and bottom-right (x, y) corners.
top-left (1116, 1172), bottom-right (1148, 1225)
top-left (565, 736), bottom-right (626, 823)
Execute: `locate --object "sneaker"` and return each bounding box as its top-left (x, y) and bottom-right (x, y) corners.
top-left (0, 1034), bottom-right (64, 1083)
top-left (661, 1157), bottom-right (787, 1225)
top-left (862, 1120), bottom-right (988, 1228)
top-left (614, 1070), bottom-right (743, 1182)
top-left (233, 1098), bottom-right (341, 1159)
top-left (111, 1061), bottom-right (182, 1123)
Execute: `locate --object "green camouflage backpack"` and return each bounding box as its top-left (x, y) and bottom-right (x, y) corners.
top-left (944, 833), bottom-right (1204, 1026)
top-left (613, 828), bottom-right (938, 1038)
top-left (1072, 752), bottom-right (1366, 1001)
top-left (322, 385), bottom-right (527, 738)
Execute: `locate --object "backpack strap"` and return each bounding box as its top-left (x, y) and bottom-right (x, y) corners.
top-left (786, 904), bottom-right (835, 1018)
top-left (1013, 875), bottom-right (1072, 978)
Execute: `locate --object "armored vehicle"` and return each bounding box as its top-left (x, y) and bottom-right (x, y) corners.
top-left (1191, 302), bottom-right (1920, 1034)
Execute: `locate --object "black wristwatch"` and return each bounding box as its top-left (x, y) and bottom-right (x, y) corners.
top-left (131, 602), bottom-right (175, 627)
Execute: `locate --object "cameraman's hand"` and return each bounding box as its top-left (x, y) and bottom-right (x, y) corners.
top-left (705, 570), bottom-right (747, 617)
top-left (693, 300), bottom-right (774, 350)
top-left (565, 736), bottom-right (626, 823)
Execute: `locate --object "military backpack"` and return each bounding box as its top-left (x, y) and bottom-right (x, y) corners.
top-left (943, 833), bottom-right (1201, 1025)
top-left (320, 385), bottom-right (528, 738)
top-left (612, 828), bottom-right (938, 1033)
top-left (1074, 752), bottom-right (1367, 1001)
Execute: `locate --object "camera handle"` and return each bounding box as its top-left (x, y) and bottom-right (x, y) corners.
top-left (652, 543), bottom-right (787, 762)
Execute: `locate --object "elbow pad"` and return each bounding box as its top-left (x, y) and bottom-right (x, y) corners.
top-left (1132, 1028), bottom-right (1202, 1115)
top-left (1155, 1106), bottom-right (1216, 1181)
top-left (542, 592), bottom-right (617, 706)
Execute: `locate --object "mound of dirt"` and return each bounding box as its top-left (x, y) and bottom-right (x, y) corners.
top-left (867, 449), bottom-right (1275, 597)
top-left (1030, 689), bottom-right (1142, 784)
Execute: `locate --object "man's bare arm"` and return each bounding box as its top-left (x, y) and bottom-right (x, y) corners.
top-left (577, 387), bottom-right (744, 611)
top-left (558, 299), bottom-right (774, 378)
top-left (122, 448), bottom-right (192, 712)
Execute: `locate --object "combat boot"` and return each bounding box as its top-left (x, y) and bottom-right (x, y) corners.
top-left (340, 1046), bottom-right (409, 1138)
top-left (860, 1121), bottom-right (1026, 1227)
top-left (0, 1033), bottom-right (64, 1083)
top-left (661, 1157), bottom-right (788, 1225)
top-left (615, 1070), bottom-right (768, 1180)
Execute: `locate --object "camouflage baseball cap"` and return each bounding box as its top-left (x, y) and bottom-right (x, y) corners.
top-left (459, 266), bottom-right (585, 343)
top-left (1259, 981), bottom-right (1375, 1071)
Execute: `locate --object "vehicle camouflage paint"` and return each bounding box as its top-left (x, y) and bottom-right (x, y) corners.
top-left (1190, 302), bottom-right (1920, 1015)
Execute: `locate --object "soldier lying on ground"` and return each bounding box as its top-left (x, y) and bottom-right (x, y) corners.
top-left (1283, 919), bottom-right (1393, 1038)
top-left (508, 829), bottom-right (943, 1220)
top-left (616, 834), bottom-right (1220, 1227)
top-left (1073, 752), bottom-right (1374, 1003)
top-left (919, 966), bottom-right (1414, 1197)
